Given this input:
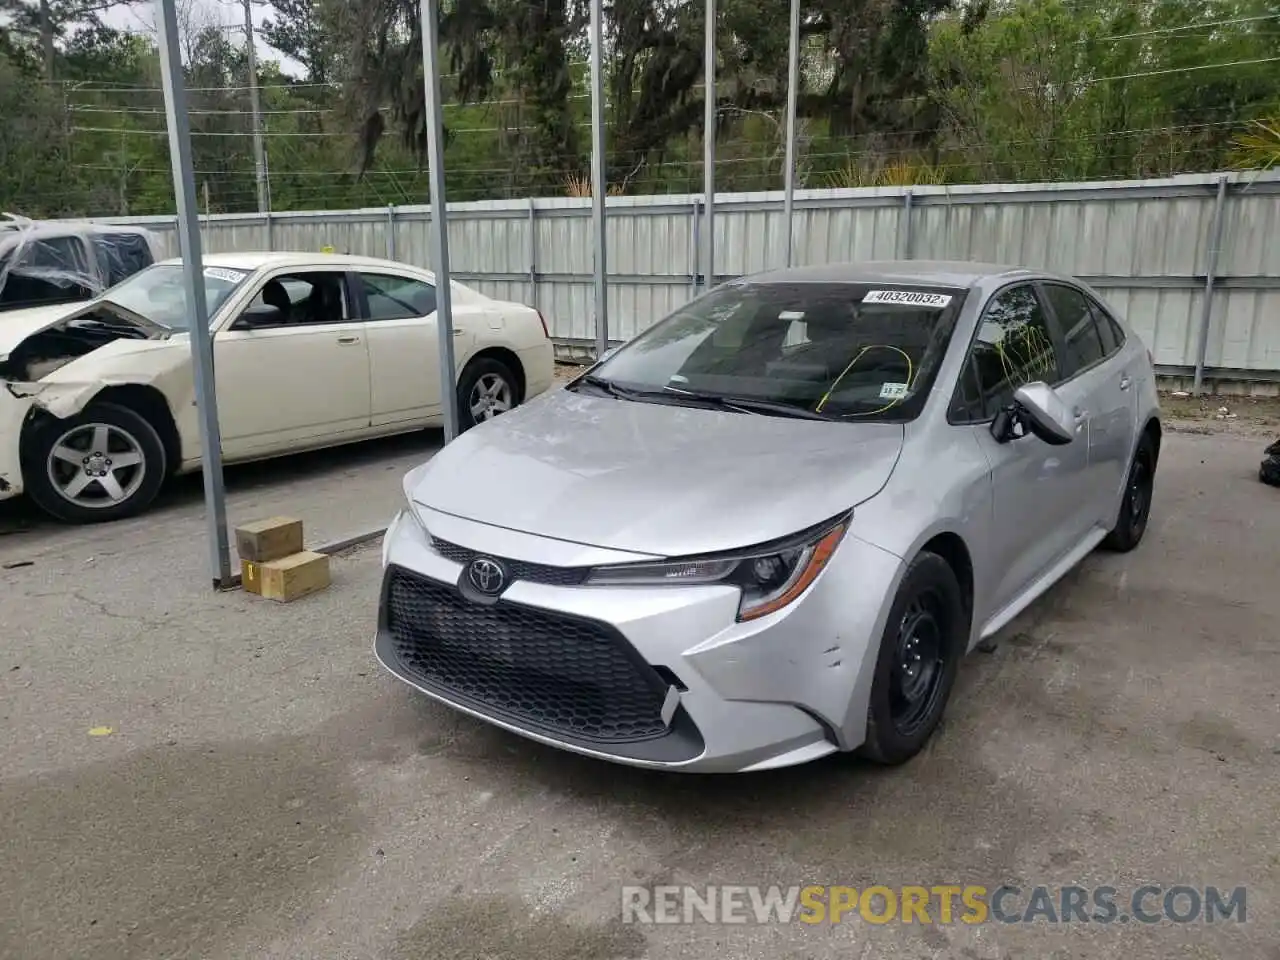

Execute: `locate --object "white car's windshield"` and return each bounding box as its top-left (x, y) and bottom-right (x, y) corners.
top-left (582, 281), bottom-right (969, 422)
top-left (101, 263), bottom-right (250, 330)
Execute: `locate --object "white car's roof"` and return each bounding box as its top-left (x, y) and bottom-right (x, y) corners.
top-left (154, 251), bottom-right (492, 304)
top-left (156, 251), bottom-right (431, 273)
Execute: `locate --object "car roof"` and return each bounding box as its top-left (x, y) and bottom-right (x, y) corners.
top-left (745, 260), bottom-right (1043, 289)
top-left (156, 251), bottom-right (429, 272)
top-left (0, 217), bottom-right (151, 253)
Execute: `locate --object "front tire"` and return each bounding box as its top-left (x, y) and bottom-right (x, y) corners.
top-left (457, 357), bottom-right (520, 432)
top-left (1101, 433), bottom-right (1156, 552)
top-left (22, 401), bottom-right (167, 524)
top-left (859, 552), bottom-right (965, 765)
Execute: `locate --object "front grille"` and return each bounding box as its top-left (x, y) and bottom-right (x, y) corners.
top-left (430, 536), bottom-right (589, 587)
top-left (383, 566), bottom-right (670, 742)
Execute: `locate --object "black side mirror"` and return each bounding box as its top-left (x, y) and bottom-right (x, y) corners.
top-left (233, 303), bottom-right (284, 330)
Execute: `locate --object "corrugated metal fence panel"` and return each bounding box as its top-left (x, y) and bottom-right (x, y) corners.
top-left (85, 172), bottom-right (1280, 373)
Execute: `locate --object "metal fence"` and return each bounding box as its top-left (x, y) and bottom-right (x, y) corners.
top-left (99, 170), bottom-right (1280, 385)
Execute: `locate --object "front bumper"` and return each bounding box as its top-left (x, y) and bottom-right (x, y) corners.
top-left (375, 505), bottom-right (906, 772)
top-left (0, 386), bottom-right (33, 500)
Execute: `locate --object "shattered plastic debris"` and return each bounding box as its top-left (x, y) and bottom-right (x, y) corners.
top-left (1171, 390), bottom-right (1190, 398)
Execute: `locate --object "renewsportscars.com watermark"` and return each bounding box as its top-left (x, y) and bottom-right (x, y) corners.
top-left (621, 884), bottom-right (1247, 926)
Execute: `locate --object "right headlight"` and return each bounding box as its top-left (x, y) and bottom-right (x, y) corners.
top-left (584, 515), bottom-right (849, 621)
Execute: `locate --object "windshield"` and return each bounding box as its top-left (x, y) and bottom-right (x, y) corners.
top-left (583, 281), bottom-right (970, 422)
top-left (99, 263), bottom-right (251, 330)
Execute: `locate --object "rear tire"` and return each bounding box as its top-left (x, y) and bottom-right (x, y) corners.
top-left (22, 401), bottom-right (167, 524)
top-left (457, 357), bottom-right (520, 433)
top-left (1101, 433), bottom-right (1156, 552)
top-left (859, 552), bottom-right (965, 765)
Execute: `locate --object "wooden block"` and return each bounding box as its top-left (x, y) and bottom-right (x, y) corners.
top-left (241, 559), bottom-right (263, 595)
top-left (257, 550), bottom-right (331, 603)
top-left (235, 516), bottom-right (304, 563)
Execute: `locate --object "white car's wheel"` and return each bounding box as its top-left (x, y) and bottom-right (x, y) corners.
top-left (457, 357), bottom-right (520, 432)
top-left (22, 402), bottom-right (168, 523)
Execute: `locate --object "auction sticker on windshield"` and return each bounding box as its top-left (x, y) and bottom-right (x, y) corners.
top-left (862, 290), bottom-right (952, 308)
top-left (204, 267), bottom-right (247, 284)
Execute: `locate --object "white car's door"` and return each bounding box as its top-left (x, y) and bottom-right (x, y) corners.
top-left (215, 269), bottom-right (371, 458)
top-left (357, 271), bottom-right (475, 428)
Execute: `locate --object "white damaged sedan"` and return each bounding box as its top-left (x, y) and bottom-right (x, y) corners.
top-left (0, 252), bottom-right (554, 522)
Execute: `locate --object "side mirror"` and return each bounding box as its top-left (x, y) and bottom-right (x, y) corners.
top-left (233, 303), bottom-right (284, 330)
top-left (992, 381), bottom-right (1074, 446)
top-left (599, 345), bottom-right (619, 362)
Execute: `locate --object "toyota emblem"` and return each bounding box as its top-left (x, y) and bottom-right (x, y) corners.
top-left (467, 557), bottom-right (507, 595)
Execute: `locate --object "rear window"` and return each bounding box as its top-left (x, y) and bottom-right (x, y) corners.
top-left (593, 281), bottom-right (969, 422)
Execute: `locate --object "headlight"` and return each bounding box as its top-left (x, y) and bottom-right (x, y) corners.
top-left (401, 464), bottom-right (432, 537)
top-left (585, 516), bottom-right (848, 621)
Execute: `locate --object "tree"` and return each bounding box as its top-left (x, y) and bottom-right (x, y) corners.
top-left (0, 0), bottom-right (143, 77)
top-left (260, 0), bottom-right (336, 84)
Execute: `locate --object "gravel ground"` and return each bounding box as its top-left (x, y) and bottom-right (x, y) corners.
top-left (0, 424), bottom-right (1277, 960)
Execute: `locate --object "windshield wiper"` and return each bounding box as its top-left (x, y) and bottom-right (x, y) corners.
top-left (577, 374), bottom-right (718, 409)
top-left (663, 385), bottom-right (834, 421)
top-left (576, 373), bottom-right (658, 402)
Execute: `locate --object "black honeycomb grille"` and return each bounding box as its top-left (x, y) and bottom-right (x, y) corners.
top-left (384, 567), bottom-right (670, 742)
top-left (429, 537), bottom-right (589, 587)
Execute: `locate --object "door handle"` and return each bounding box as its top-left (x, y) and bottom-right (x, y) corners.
top-left (452, 329), bottom-right (465, 336)
top-left (1119, 374), bottom-right (1132, 391)
top-left (336, 335), bottom-right (360, 345)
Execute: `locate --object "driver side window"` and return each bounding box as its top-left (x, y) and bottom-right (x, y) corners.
top-left (952, 284), bottom-right (1060, 423)
top-left (239, 271), bottom-right (349, 329)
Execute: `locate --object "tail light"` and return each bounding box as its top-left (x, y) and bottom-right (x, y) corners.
top-left (535, 309), bottom-right (550, 339)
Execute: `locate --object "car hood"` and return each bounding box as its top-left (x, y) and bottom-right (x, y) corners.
top-left (0, 298), bottom-right (168, 363)
top-left (410, 389), bottom-right (905, 557)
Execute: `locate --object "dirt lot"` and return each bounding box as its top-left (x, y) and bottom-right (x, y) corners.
top-left (1159, 392), bottom-right (1280, 440)
top-left (0, 420), bottom-right (1277, 960)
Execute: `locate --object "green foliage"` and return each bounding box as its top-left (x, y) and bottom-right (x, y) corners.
top-left (1232, 118), bottom-right (1280, 170)
top-left (2, 0), bottom-right (1279, 218)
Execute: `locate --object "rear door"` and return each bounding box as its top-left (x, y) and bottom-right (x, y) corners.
top-left (951, 282), bottom-right (1090, 615)
top-left (355, 271), bottom-right (474, 428)
top-left (1040, 282), bottom-right (1136, 531)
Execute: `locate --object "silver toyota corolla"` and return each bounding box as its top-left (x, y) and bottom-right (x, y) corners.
top-left (376, 261), bottom-right (1162, 772)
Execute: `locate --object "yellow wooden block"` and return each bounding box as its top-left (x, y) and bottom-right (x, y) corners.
top-left (257, 551), bottom-right (331, 603)
top-left (235, 516), bottom-right (304, 563)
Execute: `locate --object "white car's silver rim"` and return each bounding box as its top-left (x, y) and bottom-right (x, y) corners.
top-left (469, 373), bottom-right (513, 421)
top-left (46, 423), bottom-right (146, 509)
